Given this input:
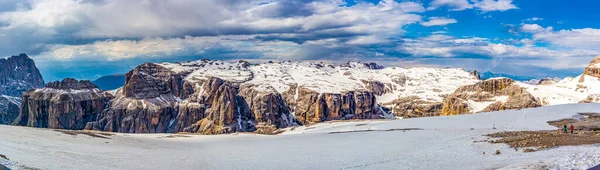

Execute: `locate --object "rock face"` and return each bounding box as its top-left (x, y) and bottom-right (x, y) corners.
top-left (0, 54), bottom-right (44, 125)
top-left (290, 87), bottom-right (383, 125)
top-left (388, 96), bottom-right (443, 118)
top-left (0, 95), bottom-right (20, 124)
top-left (85, 63), bottom-right (185, 133)
top-left (82, 61), bottom-right (392, 134)
top-left (537, 77), bottom-right (560, 85)
top-left (470, 70), bottom-right (481, 80)
top-left (362, 80), bottom-right (391, 96)
top-left (441, 78), bottom-right (541, 116)
top-left (0, 54), bottom-right (45, 97)
top-left (14, 78), bottom-right (112, 129)
top-left (584, 55), bottom-right (600, 78)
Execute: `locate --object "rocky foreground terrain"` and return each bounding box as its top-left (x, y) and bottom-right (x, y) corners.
top-left (5, 54), bottom-right (600, 135)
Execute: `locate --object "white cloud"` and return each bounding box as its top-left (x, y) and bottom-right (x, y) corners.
top-left (473, 0), bottom-right (518, 12)
top-left (519, 24), bottom-right (552, 33)
top-left (428, 0), bottom-right (517, 12)
top-left (518, 24), bottom-right (600, 50)
top-left (524, 17), bottom-right (544, 22)
top-left (427, 0), bottom-right (473, 11)
top-left (0, 0), bottom-right (426, 61)
top-left (397, 34), bottom-right (600, 69)
top-left (0, 0), bottom-right (423, 39)
top-left (421, 17), bottom-right (458, 27)
top-left (530, 28), bottom-right (600, 49)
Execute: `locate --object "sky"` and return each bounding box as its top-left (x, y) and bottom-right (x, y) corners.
top-left (0, 0), bottom-right (599, 81)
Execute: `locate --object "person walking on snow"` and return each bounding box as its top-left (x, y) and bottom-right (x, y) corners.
top-left (563, 125), bottom-right (568, 133)
top-left (570, 125), bottom-right (574, 134)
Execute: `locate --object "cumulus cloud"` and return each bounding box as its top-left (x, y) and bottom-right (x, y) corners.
top-left (519, 24), bottom-right (600, 49)
top-left (519, 24), bottom-right (552, 33)
top-left (421, 17), bottom-right (458, 27)
top-left (428, 0), bottom-right (517, 12)
top-left (428, 0), bottom-right (473, 11)
top-left (0, 0), bottom-right (425, 60)
top-left (473, 0), bottom-right (518, 12)
top-left (397, 34), bottom-right (599, 70)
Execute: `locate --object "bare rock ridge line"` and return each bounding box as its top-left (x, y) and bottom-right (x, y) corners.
top-left (0, 54), bottom-right (44, 124)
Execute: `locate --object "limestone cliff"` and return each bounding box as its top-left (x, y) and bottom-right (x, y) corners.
top-left (14, 78), bottom-right (112, 129)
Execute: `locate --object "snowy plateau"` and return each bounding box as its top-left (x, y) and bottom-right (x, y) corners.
top-left (1, 104), bottom-right (600, 169)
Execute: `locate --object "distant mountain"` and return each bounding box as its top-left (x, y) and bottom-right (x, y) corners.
top-left (479, 71), bottom-right (536, 81)
top-left (0, 53), bottom-right (44, 124)
top-left (92, 74), bottom-right (126, 90)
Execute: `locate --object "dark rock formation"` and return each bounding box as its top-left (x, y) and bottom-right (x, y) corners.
top-left (86, 63), bottom-right (186, 133)
top-left (470, 70), bottom-right (481, 80)
top-left (0, 54), bottom-right (44, 125)
top-left (238, 85), bottom-right (295, 134)
top-left (123, 62), bottom-right (191, 99)
top-left (14, 78), bottom-right (112, 129)
top-left (292, 87), bottom-right (383, 125)
top-left (362, 80), bottom-right (392, 96)
top-left (0, 54), bottom-right (45, 97)
top-left (0, 95), bottom-right (20, 124)
top-left (45, 78), bottom-right (97, 89)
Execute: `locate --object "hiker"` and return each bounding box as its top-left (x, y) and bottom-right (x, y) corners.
top-left (570, 125), bottom-right (575, 134)
top-left (563, 125), bottom-right (568, 133)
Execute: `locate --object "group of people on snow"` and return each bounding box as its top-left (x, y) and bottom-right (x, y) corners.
top-left (563, 125), bottom-right (575, 134)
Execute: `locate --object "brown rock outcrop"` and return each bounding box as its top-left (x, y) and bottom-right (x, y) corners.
top-left (441, 78), bottom-right (541, 115)
top-left (584, 55), bottom-right (600, 78)
top-left (14, 78), bottom-right (112, 129)
top-left (293, 87), bottom-right (383, 125)
top-left (388, 96), bottom-right (443, 118)
top-left (123, 62), bottom-right (191, 99)
top-left (238, 85), bottom-right (295, 134)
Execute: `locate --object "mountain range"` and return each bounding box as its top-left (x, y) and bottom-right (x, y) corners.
top-left (92, 74), bottom-right (126, 90)
top-left (2, 54), bottom-right (600, 135)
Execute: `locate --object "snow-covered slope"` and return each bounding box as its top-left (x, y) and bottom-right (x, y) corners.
top-left (519, 74), bottom-right (600, 105)
top-left (158, 60), bottom-right (479, 103)
top-left (2, 104), bottom-right (600, 169)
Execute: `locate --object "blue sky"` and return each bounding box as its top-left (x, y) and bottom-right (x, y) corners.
top-left (0, 0), bottom-right (599, 81)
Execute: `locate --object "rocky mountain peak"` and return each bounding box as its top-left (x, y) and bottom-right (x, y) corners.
top-left (584, 55), bottom-right (600, 78)
top-left (45, 78), bottom-right (98, 90)
top-left (344, 61), bottom-right (384, 69)
top-left (469, 70), bottom-right (481, 80)
top-left (0, 53), bottom-right (45, 97)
